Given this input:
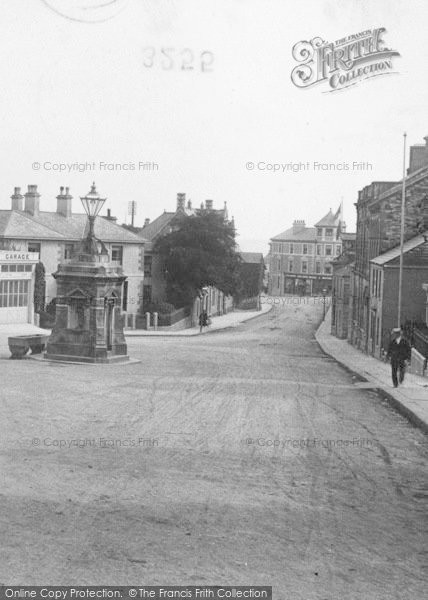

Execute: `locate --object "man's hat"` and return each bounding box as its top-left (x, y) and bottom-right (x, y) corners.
top-left (392, 327), bottom-right (402, 333)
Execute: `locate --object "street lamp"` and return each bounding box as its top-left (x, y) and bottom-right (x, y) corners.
top-left (80, 182), bottom-right (106, 257)
top-left (322, 288), bottom-right (327, 320)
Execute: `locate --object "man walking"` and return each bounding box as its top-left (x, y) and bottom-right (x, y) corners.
top-left (386, 327), bottom-right (411, 388)
top-left (199, 310), bottom-right (208, 333)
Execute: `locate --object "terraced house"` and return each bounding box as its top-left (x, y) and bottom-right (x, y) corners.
top-left (349, 136), bottom-right (428, 353)
top-left (268, 204), bottom-right (346, 296)
top-left (0, 185), bottom-right (145, 327)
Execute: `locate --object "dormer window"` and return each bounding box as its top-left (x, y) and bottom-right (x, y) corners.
top-left (326, 228), bottom-right (333, 237)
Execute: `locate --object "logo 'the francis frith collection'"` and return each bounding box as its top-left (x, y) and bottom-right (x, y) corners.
top-left (291, 28), bottom-right (400, 92)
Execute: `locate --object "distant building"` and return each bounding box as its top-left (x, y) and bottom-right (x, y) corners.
top-left (138, 193), bottom-right (233, 320)
top-left (268, 204), bottom-right (346, 296)
top-left (0, 185), bottom-right (145, 327)
top-left (331, 233), bottom-right (356, 339)
top-left (236, 252), bottom-right (264, 309)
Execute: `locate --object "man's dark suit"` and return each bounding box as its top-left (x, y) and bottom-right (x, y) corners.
top-left (387, 337), bottom-right (411, 387)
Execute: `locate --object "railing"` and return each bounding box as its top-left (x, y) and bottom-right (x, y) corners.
top-left (412, 324), bottom-right (428, 359)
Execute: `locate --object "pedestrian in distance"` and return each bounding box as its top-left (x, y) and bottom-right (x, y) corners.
top-left (199, 310), bottom-right (208, 333)
top-left (386, 327), bottom-right (411, 388)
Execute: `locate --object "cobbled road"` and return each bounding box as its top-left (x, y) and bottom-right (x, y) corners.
top-left (0, 302), bottom-right (427, 599)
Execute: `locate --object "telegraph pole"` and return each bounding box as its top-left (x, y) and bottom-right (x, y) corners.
top-left (128, 200), bottom-right (137, 227)
top-left (397, 133), bottom-right (407, 328)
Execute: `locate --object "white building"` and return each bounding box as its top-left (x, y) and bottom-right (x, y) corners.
top-left (0, 185), bottom-right (146, 326)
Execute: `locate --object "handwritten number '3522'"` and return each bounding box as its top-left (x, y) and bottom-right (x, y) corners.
top-left (142, 47), bottom-right (214, 72)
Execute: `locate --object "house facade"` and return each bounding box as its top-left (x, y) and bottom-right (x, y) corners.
top-left (349, 137), bottom-right (428, 351)
top-left (268, 205), bottom-right (346, 296)
top-left (368, 235), bottom-right (428, 357)
top-left (139, 193), bottom-right (233, 319)
top-left (331, 232), bottom-right (356, 339)
top-left (0, 185), bottom-right (145, 327)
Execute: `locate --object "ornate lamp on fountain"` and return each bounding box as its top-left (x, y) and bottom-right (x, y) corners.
top-left (45, 183), bottom-right (129, 363)
top-left (80, 182), bottom-right (107, 258)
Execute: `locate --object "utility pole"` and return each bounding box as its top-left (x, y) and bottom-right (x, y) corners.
top-left (128, 200), bottom-right (137, 227)
top-left (398, 133), bottom-right (407, 328)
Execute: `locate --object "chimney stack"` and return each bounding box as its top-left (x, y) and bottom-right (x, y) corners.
top-left (11, 187), bottom-right (24, 211)
top-left (187, 200), bottom-right (192, 209)
top-left (292, 219), bottom-right (306, 234)
top-left (102, 208), bottom-right (117, 222)
top-left (177, 193), bottom-right (186, 210)
top-left (144, 218), bottom-right (150, 227)
top-left (24, 185), bottom-right (40, 216)
top-left (205, 199), bottom-right (213, 210)
top-left (56, 185), bottom-right (72, 218)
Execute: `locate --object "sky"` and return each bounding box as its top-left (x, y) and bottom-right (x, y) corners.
top-left (1, 0), bottom-right (428, 254)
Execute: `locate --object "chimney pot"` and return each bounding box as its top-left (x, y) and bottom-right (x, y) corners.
top-left (144, 218), bottom-right (150, 227)
top-left (60, 186), bottom-right (64, 194)
top-left (205, 199), bottom-right (213, 210)
top-left (65, 187), bottom-right (69, 195)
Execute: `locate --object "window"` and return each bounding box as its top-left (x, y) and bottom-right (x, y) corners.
top-left (316, 245), bottom-right (322, 256)
top-left (316, 262), bottom-right (321, 274)
top-left (122, 281), bottom-right (128, 311)
top-left (288, 260), bottom-right (293, 272)
top-left (301, 262), bottom-right (307, 274)
top-left (303, 244), bottom-right (308, 255)
top-left (317, 228), bottom-right (323, 237)
top-left (325, 265), bottom-right (332, 275)
top-left (143, 285), bottom-right (152, 303)
top-left (64, 243), bottom-right (74, 259)
top-left (283, 243), bottom-right (289, 253)
top-left (0, 280), bottom-right (29, 307)
top-left (27, 242), bottom-right (41, 254)
top-left (326, 228), bottom-right (333, 237)
top-left (289, 243), bottom-right (294, 254)
top-left (111, 245), bottom-right (123, 265)
top-left (325, 245), bottom-right (332, 256)
top-left (144, 255), bottom-right (152, 277)
top-left (1, 264), bottom-right (32, 272)
top-left (277, 258), bottom-right (281, 271)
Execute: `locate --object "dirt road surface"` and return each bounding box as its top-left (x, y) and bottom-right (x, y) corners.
top-left (0, 302), bottom-right (427, 599)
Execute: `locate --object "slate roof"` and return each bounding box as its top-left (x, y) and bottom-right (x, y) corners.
top-left (370, 235), bottom-right (427, 265)
top-left (0, 210), bottom-right (144, 244)
top-left (315, 208), bottom-right (340, 227)
top-left (239, 252), bottom-right (264, 264)
top-left (271, 227), bottom-right (317, 242)
top-left (140, 212), bottom-right (175, 241)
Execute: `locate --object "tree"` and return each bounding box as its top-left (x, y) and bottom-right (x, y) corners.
top-left (154, 211), bottom-right (241, 307)
top-left (34, 261), bottom-right (46, 314)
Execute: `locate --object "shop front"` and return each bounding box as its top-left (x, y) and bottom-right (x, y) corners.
top-left (0, 251), bottom-right (39, 324)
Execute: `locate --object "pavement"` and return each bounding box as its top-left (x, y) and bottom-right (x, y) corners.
top-left (125, 303), bottom-right (272, 336)
top-left (316, 307), bottom-right (428, 433)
